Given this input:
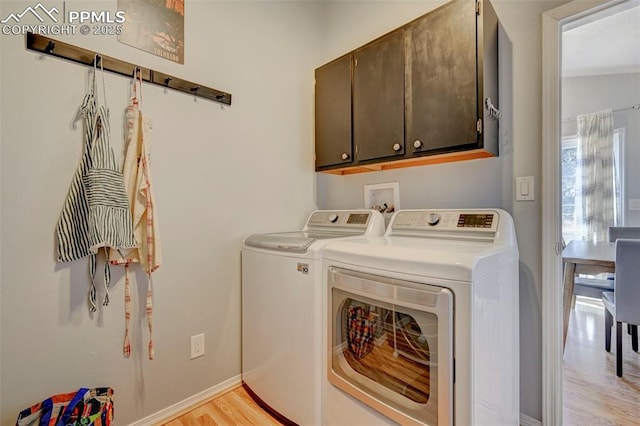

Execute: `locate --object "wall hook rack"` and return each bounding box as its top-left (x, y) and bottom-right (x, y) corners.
top-left (26, 32), bottom-right (232, 106)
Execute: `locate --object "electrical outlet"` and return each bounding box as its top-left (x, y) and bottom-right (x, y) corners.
top-left (190, 333), bottom-right (205, 359)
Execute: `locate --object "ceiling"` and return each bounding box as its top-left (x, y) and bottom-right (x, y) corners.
top-left (562, 1), bottom-right (640, 77)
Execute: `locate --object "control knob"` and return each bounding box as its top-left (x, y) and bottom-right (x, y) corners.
top-left (427, 213), bottom-right (440, 226)
top-left (329, 214), bottom-right (339, 223)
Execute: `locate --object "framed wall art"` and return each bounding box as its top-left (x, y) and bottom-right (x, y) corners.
top-left (118, 0), bottom-right (184, 64)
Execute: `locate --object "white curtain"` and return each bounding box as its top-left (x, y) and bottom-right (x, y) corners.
top-left (578, 109), bottom-right (615, 242)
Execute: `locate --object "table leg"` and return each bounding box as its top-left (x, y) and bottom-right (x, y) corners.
top-left (562, 261), bottom-right (576, 350)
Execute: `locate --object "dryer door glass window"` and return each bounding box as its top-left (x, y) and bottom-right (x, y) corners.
top-left (340, 297), bottom-right (433, 404)
top-left (329, 271), bottom-right (453, 426)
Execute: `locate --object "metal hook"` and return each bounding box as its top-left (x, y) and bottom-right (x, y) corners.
top-left (93, 54), bottom-right (101, 67)
top-left (45, 40), bottom-right (55, 53)
top-left (190, 86), bottom-right (200, 93)
top-left (484, 97), bottom-right (502, 120)
top-left (164, 77), bottom-right (173, 87)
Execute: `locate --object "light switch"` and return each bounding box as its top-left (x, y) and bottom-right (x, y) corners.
top-left (516, 176), bottom-right (534, 201)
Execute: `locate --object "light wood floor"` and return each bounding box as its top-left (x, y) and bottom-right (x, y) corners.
top-left (163, 300), bottom-right (640, 426)
top-left (563, 296), bottom-right (640, 425)
top-left (161, 386), bottom-right (284, 426)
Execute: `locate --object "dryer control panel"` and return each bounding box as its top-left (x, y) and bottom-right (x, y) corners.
top-left (457, 213), bottom-right (495, 229)
top-left (387, 209), bottom-right (514, 244)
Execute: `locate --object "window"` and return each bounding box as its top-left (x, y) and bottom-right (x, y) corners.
top-left (561, 128), bottom-right (624, 243)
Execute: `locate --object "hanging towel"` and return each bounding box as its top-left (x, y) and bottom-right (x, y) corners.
top-left (110, 68), bottom-right (162, 360)
top-left (56, 57), bottom-right (137, 312)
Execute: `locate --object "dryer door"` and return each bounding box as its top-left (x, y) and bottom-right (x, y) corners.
top-left (328, 267), bottom-right (453, 426)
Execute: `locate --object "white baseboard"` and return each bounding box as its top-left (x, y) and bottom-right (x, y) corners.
top-left (520, 413), bottom-right (542, 426)
top-left (127, 375), bottom-right (242, 426)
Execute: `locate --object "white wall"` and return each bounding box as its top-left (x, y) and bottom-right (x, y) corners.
top-left (0, 1), bottom-right (320, 423)
top-left (562, 73), bottom-right (640, 225)
top-left (316, 0), bottom-right (567, 421)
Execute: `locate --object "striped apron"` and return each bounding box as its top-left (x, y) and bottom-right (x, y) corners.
top-left (56, 58), bottom-right (137, 312)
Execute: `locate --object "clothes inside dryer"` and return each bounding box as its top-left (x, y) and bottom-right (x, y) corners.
top-left (340, 298), bottom-right (436, 404)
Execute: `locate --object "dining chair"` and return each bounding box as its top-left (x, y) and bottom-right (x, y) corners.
top-left (608, 227), bottom-right (640, 336)
top-left (572, 227), bottom-right (640, 305)
top-left (609, 226), bottom-right (640, 242)
top-left (602, 238), bottom-right (640, 377)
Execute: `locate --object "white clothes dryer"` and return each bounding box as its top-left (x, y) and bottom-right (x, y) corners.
top-left (322, 209), bottom-right (519, 426)
top-left (241, 210), bottom-right (385, 425)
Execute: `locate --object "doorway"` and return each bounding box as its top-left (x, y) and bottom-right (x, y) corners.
top-left (542, 0), bottom-right (640, 424)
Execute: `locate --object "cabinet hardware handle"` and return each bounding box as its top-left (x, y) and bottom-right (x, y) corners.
top-left (413, 140), bottom-right (423, 149)
top-left (341, 152), bottom-right (350, 160)
top-left (392, 143), bottom-right (402, 152)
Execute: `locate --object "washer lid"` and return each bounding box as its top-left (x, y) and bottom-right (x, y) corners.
top-left (244, 230), bottom-right (354, 253)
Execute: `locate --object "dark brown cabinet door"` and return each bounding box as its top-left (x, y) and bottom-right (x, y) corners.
top-left (405, 0), bottom-right (478, 156)
top-left (353, 30), bottom-right (405, 162)
top-left (315, 54), bottom-right (352, 169)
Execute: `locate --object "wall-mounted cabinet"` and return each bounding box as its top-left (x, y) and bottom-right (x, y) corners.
top-left (353, 29), bottom-right (405, 163)
top-left (314, 0), bottom-right (500, 174)
top-left (315, 54), bottom-right (353, 169)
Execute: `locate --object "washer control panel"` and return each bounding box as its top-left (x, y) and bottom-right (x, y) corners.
top-left (304, 210), bottom-right (386, 236)
top-left (307, 211), bottom-right (371, 227)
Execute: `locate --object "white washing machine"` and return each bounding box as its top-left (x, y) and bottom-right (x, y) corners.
top-left (241, 210), bottom-right (385, 425)
top-left (322, 209), bottom-right (519, 426)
